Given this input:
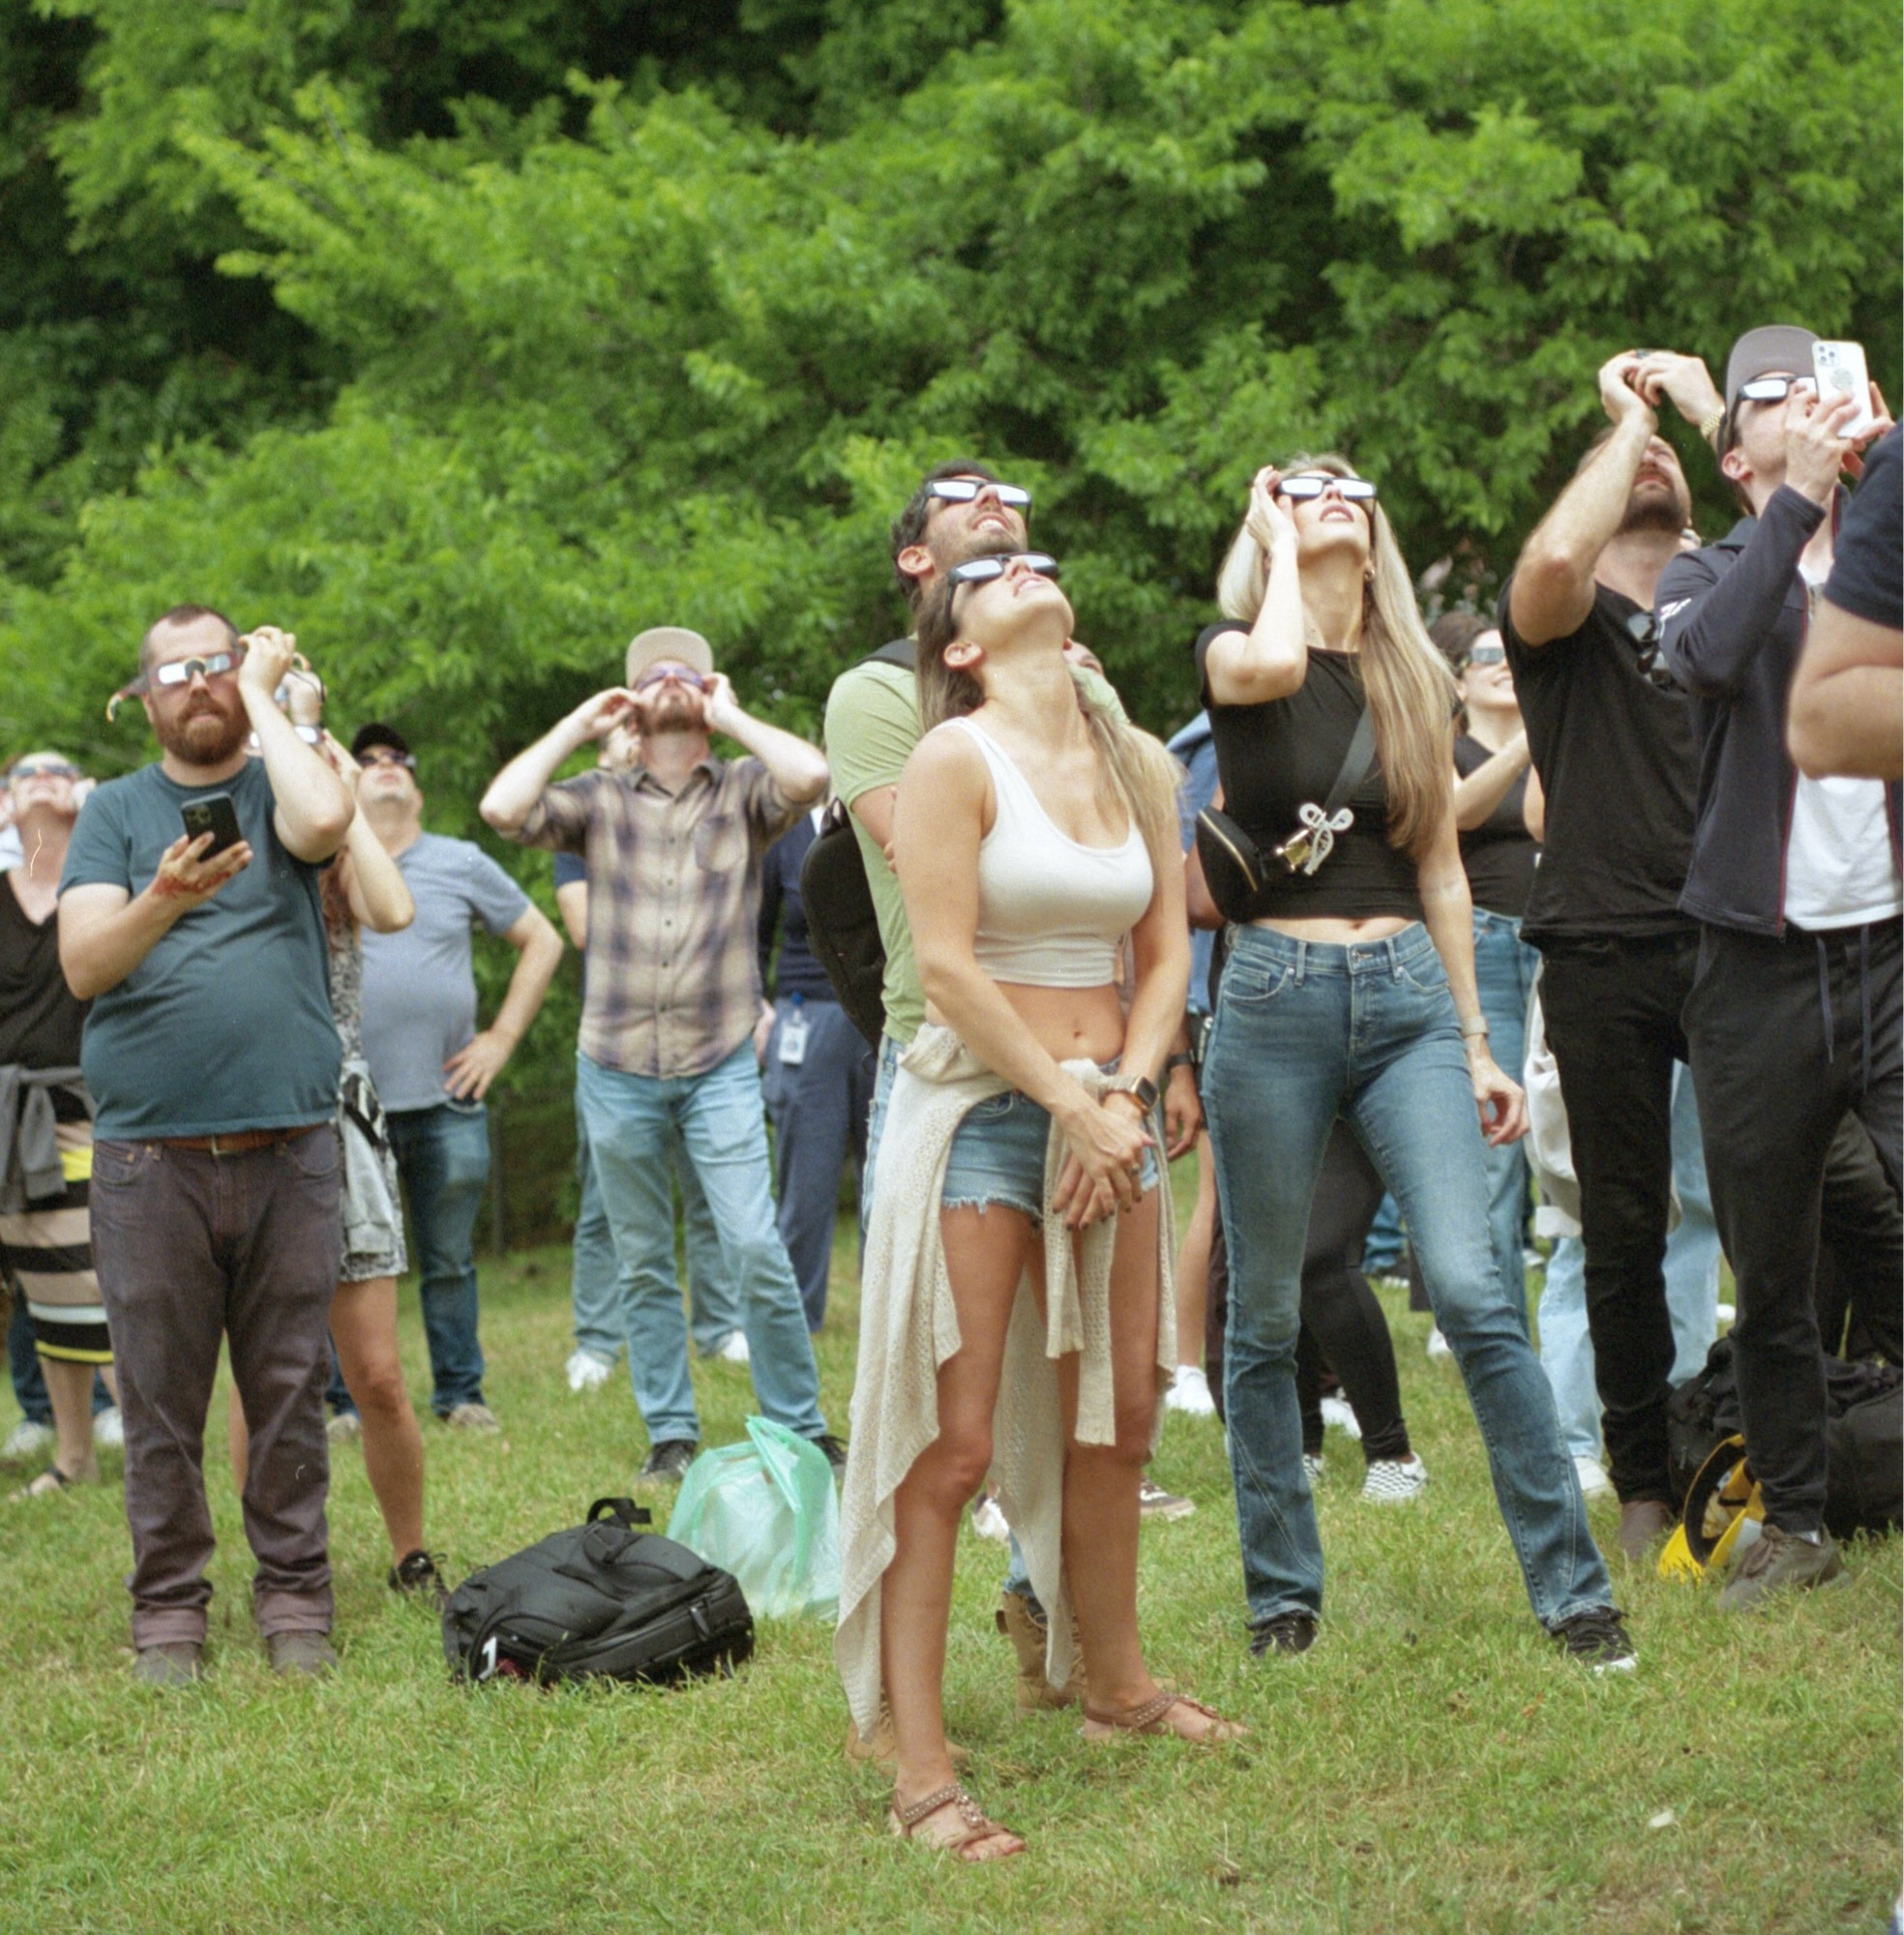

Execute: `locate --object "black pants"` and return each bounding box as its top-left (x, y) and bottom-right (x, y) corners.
top-left (1817, 1114), bottom-right (1904, 1365)
top-left (1685, 917), bottom-right (1902, 1532)
top-left (1538, 928), bottom-right (1700, 1505)
top-left (1205, 1120), bottom-right (1411, 1465)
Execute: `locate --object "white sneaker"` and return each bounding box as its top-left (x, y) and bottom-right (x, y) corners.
top-left (1572, 1453), bottom-right (1613, 1499)
top-left (1715, 1302), bottom-right (1736, 1326)
top-left (326, 1410), bottom-right (363, 1444)
top-left (1425, 1327), bottom-right (1453, 1361)
top-left (1360, 1454), bottom-right (1429, 1503)
top-left (716, 1330), bottom-right (751, 1365)
top-left (565, 1348), bottom-right (614, 1393)
top-left (1, 1418), bottom-right (53, 1463)
top-left (1301, 1452), bottom-right (1327, 1486)
top-left (970, 1494), bottom-right (1011, 1542)
top-left (1165, 1365), bottom-right (1216, 1416)
top-left (91, 1405), bottom-right (125, 1450)
top-left (1319, 1395), bottom-right (1361, 1440)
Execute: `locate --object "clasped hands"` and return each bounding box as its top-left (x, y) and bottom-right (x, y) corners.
top-left (1053, 1087), bottom-right (1155, 1231)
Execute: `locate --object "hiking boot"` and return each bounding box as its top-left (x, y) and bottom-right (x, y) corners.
top-left (389, 1548), bottom-right (450, 1608)
top-left (1717, 1524), bottom-right (1846, 1613)
top-left (1616, 1498), bottom-right (1676, 1562)
top-left (807, 1432), bottom-right (848, 1474)
top-left (266, 1631), bottom-right (339, 1677)
top-left (1138, 1477), bottom-right (1195, 1520)
top-left (1360, 1454), bottom-right (1429, 1504)
top-left (997, 1590), bottom-right (1086, 1712)
top-left (640, 1438), bottom-right (699, 1481)
top-left (1248, 1612), bottom-right (1319, 1658)
top-left (443, 1401), bottom-right (501, 1434)
top-left (133, 1641), bottom-right (204, 1688)
top-left (1549, 1605), bottom-right (1637, 1674)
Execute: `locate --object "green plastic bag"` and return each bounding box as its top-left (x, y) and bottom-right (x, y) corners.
top-left (666, 1416), bottom-right (840, 1620)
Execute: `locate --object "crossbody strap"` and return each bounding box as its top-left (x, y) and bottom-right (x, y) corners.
top-left (1323, 707), bottom-right (1378, 819)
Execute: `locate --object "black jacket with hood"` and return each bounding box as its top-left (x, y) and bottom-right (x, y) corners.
top-left (1655, 482), bottom-right (1903, 938)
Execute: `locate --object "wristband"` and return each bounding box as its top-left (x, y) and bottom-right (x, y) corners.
top-left (1459, 1015), bottom-right (1491, 1040)
top-left (1165, 1054), bottom-right (1194, 1073)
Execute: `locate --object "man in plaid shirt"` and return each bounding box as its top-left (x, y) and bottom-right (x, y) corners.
top-left (483, 627), bottom-right (841, 1480)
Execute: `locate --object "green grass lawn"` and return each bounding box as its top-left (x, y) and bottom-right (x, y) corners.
top-left (1, 1158), bottom-right (1897, 1935)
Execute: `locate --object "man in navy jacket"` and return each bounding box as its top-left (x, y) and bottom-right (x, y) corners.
top-left (1655, 324), bottom-right (1898, 1610)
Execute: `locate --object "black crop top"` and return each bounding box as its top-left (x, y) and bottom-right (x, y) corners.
top-left (1452, 733), bottom-right (1536, 917)
top-left (1195, 624), bottom-right (1424, 922)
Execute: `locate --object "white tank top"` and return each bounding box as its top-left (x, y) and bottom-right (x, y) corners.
top-left (946, 716), bottom-right (1154, 988)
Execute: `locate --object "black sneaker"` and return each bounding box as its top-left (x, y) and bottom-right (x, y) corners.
top-left (389, 1548), bottom-right (450, 1608)
top-left (808, 1433), bottom-right (848, 1474)
top-left (640, 1438), bottom-right (699, 1481)
top-left (1550, 1605), bottom-right (1637, 1674)
top-left (1248, 1611), bottom-right (1319, 1658)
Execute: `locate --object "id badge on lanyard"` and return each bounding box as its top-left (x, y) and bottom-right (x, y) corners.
top-left (778, 997), bottom-right (810, 1066)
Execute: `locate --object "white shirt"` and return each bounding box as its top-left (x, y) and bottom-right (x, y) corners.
top-left (1784, 774), bottom-right (1901, 928)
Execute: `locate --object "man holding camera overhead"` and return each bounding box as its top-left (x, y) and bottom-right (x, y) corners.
top-left (1655, 325), bottom-right (1898, 1610)
top-left (58, 607), bottom-right (355, 1685)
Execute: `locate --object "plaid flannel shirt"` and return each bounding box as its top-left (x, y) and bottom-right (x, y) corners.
top-left (520, 758), bottom-right (799, 1078)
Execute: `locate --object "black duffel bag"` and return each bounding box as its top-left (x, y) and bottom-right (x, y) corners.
top-left (442, 1497), bottom-right (754, 1686)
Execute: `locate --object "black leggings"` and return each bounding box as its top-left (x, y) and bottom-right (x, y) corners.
top-left (1205, 1118), bottom-right (1411, 1464)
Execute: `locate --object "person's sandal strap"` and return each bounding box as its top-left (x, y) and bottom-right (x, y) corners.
top-left (1084, 1688), bottom-right (1181, 1733)
top-left (890, 1783), bottom-right (1017, 1854)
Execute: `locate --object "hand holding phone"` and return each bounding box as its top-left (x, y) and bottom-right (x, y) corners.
top-left (1812, 342), bottom-right (1875, 441)
top-left (180, 792), bottom-right (244, 857)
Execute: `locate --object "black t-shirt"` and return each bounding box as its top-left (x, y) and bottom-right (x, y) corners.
top-left (1498, 578), bottom-right (1698, 945)
top-left (1195, 625), bottom-right (1423, 922)
top-left (1823, 426), bottom-right (1901, 630)
top-left (0, 871), bottom-right (91, 1117)
top-left (1453, 734), bottom-right (1536, 917)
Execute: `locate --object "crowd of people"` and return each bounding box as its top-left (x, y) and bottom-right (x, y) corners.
top-left (0, 320), bottom-right (1896, 1860)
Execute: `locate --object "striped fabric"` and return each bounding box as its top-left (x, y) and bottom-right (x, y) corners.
top-left (0, 1117), bottom-right (108, 1363)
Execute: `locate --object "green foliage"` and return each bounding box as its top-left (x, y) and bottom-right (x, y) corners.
top-left (0, 0), bottom-right (1898, 1095)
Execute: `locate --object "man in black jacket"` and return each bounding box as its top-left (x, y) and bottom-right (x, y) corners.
top-left (1655, 323), bottom-right (1898, 1610)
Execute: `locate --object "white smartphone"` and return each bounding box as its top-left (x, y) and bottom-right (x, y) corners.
top-left (1811, 340), bottom-right (1875, 439)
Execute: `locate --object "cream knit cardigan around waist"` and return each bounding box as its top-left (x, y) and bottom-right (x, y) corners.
top-left (835, 1023), bottom-right (1176, 1741)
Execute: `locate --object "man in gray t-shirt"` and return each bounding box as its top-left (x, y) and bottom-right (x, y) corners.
top-left (352, 724), bottom-right (563, 1430)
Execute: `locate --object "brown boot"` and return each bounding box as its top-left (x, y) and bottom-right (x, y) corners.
top-left (997, 1590), bottom-right (1086, 1712)
top-left (1616, 1498), bottom-right (1677, 1562)
top-left (843, 1703), bottom-right (971, 1771)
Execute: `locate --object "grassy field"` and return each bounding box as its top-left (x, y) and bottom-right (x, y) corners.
top-left (1, 1158), bottom-right (1897, 1935)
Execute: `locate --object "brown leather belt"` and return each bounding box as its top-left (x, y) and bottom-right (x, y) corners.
top-left (164, 1123), bottom-right (323, 1156)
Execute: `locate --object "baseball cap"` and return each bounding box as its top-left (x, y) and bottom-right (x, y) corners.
top-left (350, 721), bottom-right (413, 762)
top-left (625, 626), bottom-right (714, 688)
top-left (1722, 325), bottom-right (1820, 445)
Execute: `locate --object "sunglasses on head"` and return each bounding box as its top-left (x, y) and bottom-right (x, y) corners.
top-left (1464, 642), bottom-right (1506, 668)
top-left (633, 663), bottom-right (707, 692)
top-left (1277, 475), bottom-right (1378, 503)
top-left (928, 480), bottom-right (1032, 510)
top-left (945, 551), bottom-right (1059, 592)
top-left (11, 759), bottom-right (79, 783)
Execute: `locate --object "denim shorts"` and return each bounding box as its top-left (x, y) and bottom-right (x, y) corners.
top-left (941, 1083), bottom-right (1161, 1219)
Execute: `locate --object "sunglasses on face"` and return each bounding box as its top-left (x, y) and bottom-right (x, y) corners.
top-left (633, 664), bottom-right (707, 693)
top-left (360, 747), bottom-right (416, 770)
top-left (11, 759), bottom-right (79, 783)
top-left (945, 551), bottom-right (1060, 592)
top-left (105, 646), bottom-right (247, 721)
top-left (1465, 643), bottom-right (1507, 668)
top-left (1277, 475), bottom-right (1378, 503)
top-left (1736, 376), bottom-right (1813, 407)
top-left (928, 480), bottom-right (1032, 511)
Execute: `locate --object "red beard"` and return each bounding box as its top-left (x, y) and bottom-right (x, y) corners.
top-left (154, 698), bottom-right (251, 766)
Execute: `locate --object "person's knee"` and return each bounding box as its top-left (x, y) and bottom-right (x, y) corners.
top-left (347, 1356), bottom-right (410, 1421)
top-left (916, 1419), bottom-right (993, 1505)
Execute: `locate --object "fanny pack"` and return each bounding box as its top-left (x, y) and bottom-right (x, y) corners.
top-left (1194, 707), bottom-right (1377, 923)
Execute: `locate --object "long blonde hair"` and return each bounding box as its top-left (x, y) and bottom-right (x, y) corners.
top-left (914, 576), bottom-right (1182, 879)
top-left (1214, 453), bottom-right (1455, 856)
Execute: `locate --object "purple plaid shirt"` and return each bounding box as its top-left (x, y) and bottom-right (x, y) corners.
top-left (520, 758), bottom-right (798, 1078)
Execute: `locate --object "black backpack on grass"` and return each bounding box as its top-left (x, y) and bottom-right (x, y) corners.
top-left (442, 1498), bottom-right (754, 1686)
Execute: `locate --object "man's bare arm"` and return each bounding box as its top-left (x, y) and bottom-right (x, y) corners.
top-left (1788, 603), bottom-right (1904, 781)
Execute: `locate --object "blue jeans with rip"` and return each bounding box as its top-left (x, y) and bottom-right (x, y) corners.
top-left (1203, 922), bottom-right (1610, 1631)
top-left (387, 1099), bottom-right (491, 1415)
top-left (1537, 1063), bottom-right (1721, 1460)
top-left (571, 1100), bottom-right (740, 1362)
top-left (577, 1043), bottom-right (825, 1447)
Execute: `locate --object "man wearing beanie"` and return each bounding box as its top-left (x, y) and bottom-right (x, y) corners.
top-left (1655, 324), bottom-right (1898, 1609)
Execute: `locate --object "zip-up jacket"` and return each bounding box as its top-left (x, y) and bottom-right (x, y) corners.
top-left (1655, 484), bottom-right (1903, 938)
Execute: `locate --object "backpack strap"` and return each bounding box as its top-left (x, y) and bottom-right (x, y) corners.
top-left (867, 637), bottom-right (916, 671)
top-left (587, 1497), bottom-right (653, 1529)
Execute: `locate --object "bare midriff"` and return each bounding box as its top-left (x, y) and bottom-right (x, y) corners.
top-left (1249, 913), bottom-right (1412, 944)
top-left (925, 980), bottom-right (1127, 1070)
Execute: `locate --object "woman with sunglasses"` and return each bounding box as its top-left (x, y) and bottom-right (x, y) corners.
top-left (837, 548), bottom-right (1240, 1863)
top-left (1196, 458), bottom-right (1628, 1669)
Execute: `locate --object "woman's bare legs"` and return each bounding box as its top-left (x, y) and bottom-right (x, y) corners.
top-left (229, 1276), bottom-right (423, 1562)
top-left (329, 1276), bottom-right (425, 1561)
top-left (880, 1203), bottom-right (1028, 1859)
top-left (1175, 1133), bottom-right (1216, 1374)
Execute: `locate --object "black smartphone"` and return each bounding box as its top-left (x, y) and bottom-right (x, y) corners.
top-left (180, 792), bottom-right (243, 857)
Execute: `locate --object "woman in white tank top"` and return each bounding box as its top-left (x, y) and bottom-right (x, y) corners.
top-left (874, 551), bottom-right (1242, 1861)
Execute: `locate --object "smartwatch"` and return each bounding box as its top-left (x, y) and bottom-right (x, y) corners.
top-left (1106, 1073), bottom-right (1160, 1113)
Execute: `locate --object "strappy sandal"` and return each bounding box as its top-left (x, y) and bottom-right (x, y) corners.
top-left (14, 1464), bottom-right (82, 1502)
top-left (888, 1783), bottom-right (1025, 1861)
top-left (1080, 1688), bottom-right (1247, 1744)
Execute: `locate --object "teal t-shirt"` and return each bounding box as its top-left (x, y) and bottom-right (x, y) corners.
top-left (60, 759), bottom-right (342, 1139)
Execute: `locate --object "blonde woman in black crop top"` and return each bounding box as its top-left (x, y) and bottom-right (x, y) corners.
top-left (1197, 456), bottom-right (1632, 1672)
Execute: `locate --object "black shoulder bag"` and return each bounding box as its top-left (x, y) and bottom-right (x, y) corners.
top-left (800, 638), bottom-right (916, 1050)
top-left (1194, 707), bottom-right (1377, 924)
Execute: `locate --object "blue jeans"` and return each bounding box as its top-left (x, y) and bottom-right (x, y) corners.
top-left (1537, 1064), bottom-right (1721, 1460)
top-left (386, 1100), bottom-right (491, 1415)
top-left (1472, 909), bottom-right (1541, 1334)
top-left (1203, 923), bottom-right (1611, 1629)
top-left (860, 1030), bottom-right (906, 1242)
top-left (571, 1102), bottom-right (740, 1361)
top-left (577, 1043), bottom-right (825, 1446)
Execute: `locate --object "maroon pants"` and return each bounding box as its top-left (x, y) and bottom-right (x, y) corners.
top-left (89, 1130), bottom-right (342, 1648)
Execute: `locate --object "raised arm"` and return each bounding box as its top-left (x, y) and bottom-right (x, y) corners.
top-left (701, 675), bottom-right (827, 805)
top-left (319, 733), bottom-right (413, 934)
top-left (1204, 466), bottom-right (1307, 706)
top-left (239, 629), bottom-right (353, 862)
top-left (481, 690), bottom-right (633, 837)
